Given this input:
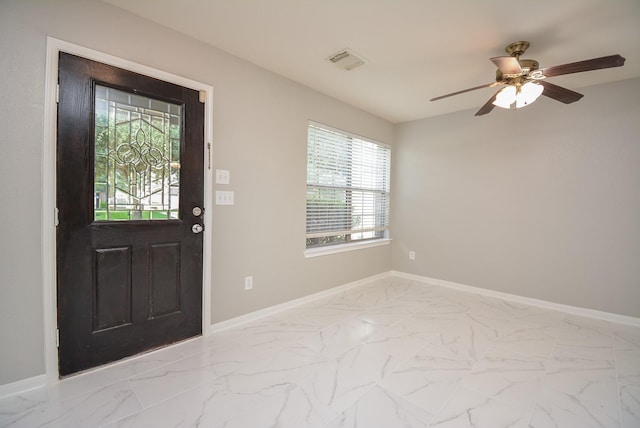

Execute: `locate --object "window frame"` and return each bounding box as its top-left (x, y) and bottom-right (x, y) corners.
top-left (305, 121), bottom-right (391, 257)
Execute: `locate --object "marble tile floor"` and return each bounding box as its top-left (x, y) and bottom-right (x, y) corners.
top-left (2, 275), bottom-right (639, 427)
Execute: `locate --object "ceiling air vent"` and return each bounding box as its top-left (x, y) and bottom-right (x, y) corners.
top-left (328, 48), bottom-right (366, 71)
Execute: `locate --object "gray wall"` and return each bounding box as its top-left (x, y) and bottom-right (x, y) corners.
top-left (392, 77), bottom-right (640, 318)
top-left (0, 0), bottom-right (393, 385)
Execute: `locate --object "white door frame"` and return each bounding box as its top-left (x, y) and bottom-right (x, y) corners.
top-left (42, 37), bottom-right (213, 382)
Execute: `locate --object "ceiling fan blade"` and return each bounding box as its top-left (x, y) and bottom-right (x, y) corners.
top-left (490, 56), bottom-right (522, 75)
top-left (430, 82), bottom-right (499, 101)
top-left (541, 54), bottom-right (625, 78)
top-left (539, 80), bottom-right (584, 104)
top-left (474, 90), bottom-right (500, 116)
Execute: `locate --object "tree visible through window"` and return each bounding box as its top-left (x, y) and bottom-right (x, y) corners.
top-left (306, 122), bottom-right (390, 249)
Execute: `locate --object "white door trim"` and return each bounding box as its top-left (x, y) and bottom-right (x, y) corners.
top-left (43, 37), bottom-right (213, 383)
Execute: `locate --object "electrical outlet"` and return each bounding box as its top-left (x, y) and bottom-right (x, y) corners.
top-left (244, 276), bottom-right (253, 290)
top-left (409, 251), bottom-right (415, 260)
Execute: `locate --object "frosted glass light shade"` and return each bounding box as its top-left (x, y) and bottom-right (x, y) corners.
top-left (516, 82), bottom-right (544, 108)
top-left (493, 82), bottom-right (544, 110)
top-left (493, 85), bottom-right (516, 109)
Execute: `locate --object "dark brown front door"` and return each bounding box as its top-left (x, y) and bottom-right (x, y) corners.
top-left (56, 53), bottom-right (204, 376)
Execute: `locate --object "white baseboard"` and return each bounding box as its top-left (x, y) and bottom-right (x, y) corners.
top-left (391, 270), bottom-right (640, 327)
top-left (4, 269), bottom-right (637, 398)
top-left (210, 271), bottom-right (392, 332)
top-left (211, 269), bottom-right (640, 333)
top-left (0, 374), bottom-right (46, 400)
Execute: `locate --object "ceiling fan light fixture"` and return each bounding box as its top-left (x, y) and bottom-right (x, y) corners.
top-left (493, 85), bottom-right (516, 109)
top-left (493, 81), bottom-right (544, 110)
top-left (516, 81), bottom-right (544, 108)
top-left (430, 40), bottom-right (625, 116)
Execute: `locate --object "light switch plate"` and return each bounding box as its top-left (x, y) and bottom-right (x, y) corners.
top-left (215, 169), bottom-right (230, 184)
top-left (215, 190), bottom-right (234, 205)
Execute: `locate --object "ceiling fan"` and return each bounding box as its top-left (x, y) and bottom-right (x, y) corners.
top-left (430, 41), bottom-right (625, 116)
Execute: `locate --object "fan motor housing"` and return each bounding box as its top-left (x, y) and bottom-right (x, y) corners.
top-left (496, 59), bottom-right (540, 82)
top-left (520, 59), bottom-right (540, 71)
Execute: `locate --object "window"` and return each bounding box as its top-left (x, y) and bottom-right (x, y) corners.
top-left (306, 122), bottom-right (391, 251)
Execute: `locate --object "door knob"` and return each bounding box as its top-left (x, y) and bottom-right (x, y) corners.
top-left (191, 224), bottom-right (204, 234)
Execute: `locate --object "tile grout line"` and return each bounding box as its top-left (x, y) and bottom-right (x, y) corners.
top-left (613, 332), bottom-right (624, 428)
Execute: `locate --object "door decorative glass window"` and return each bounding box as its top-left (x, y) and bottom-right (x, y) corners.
top-left (94, 85), bottom-right (181, 221)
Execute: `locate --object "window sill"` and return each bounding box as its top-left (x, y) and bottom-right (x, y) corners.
top-left (304, 238), bottom-right (391, 258)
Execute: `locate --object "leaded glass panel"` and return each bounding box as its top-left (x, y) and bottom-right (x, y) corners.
top-left (94, 85), bottom-right (181, 221)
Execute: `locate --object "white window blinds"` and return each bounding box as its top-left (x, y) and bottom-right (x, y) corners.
top-left (306, 122), bottom-right (390, 249)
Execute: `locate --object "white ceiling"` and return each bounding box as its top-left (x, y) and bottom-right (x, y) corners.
top-left (103, 0), bottom-right (640, 123)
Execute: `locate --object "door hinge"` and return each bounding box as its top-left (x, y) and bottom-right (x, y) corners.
top-left (56, 84), bottom-right (60, 103)
top-left (207, 142), bottom-right (211, 170)
top-left (199, 90), bottom-right (206, 103)
top-left (54, 207), bottom-right (59, 227)
top-left (56, 328), bottom-right (60, 348)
